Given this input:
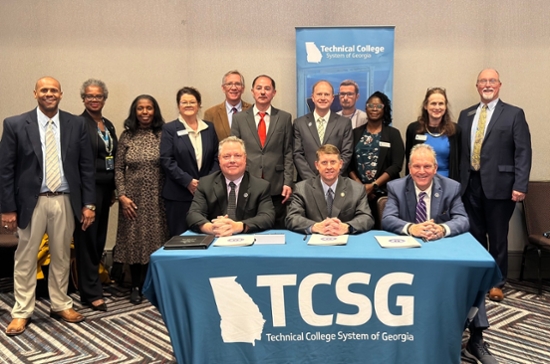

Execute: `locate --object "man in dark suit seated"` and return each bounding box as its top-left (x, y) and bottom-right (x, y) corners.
top-left (286, 144), bottom-right (373, 235)
top-left (382, 144), bottom-right (496, 364)
top-left (187, 136), bottom-right (275, 236)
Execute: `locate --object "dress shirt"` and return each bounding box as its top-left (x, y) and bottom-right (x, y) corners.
top-left (469, 98), bottom-right (499, 154)
top-left (313, 110), bottom-right (331, 138)
top-left (37, 108), bottom-right (69, 193)
top-left (337, 109), bottom-right (367, 129)
top-left (225, 101), bottom-right (243, 128)
top-left (178, 116), bottom-right (209, 170)
top-left (253, 105), bottom-right (272, 132)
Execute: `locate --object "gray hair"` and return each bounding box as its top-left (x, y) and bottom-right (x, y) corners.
top-left (80, 78), bottom-right (108, 99)
top-left (409, 144), bottom-right (437, 166)
top-left (222, 70), bottom-right (245, 88)
top-left (219, 136), bottom-right (247, 155)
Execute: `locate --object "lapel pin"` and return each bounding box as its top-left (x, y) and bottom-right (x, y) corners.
top-left (243, 193), bottom-right (249, 198)
top-left (341, 192), bottom-right (345, 197)
top-left (434, 192), bottom-right (440, 198)
top-left (308, 122), bottom-right (312, 127)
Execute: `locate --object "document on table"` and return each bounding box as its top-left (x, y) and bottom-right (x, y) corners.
top-left (213, 235), bottom-right (255, 247)
top-left (307, 234), bottom-right (349, 246)
top-left (375, 235), bottom-right (422, 248)
top-left (254, 234), bottom-right (285, 245)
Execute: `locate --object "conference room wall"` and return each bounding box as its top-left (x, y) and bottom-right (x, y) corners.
top-left (1, 1), bottom-right (549, 275)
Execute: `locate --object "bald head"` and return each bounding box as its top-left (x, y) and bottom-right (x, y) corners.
top-left (34, 76), bottom-right (63, 118)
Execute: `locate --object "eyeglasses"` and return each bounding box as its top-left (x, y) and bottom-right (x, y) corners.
top-left (84, 94), bottom-right (105, 101)
top-left (477, 79), bottom-right (500, 86)
top-left (180, 101), bottom-right (198, 106)
top-left (366, 103), bottom-right (384, 110)
top-left (224, 82), bottom-right (243, 88)
top-left (339, 92), bottom-right (356, 98)
top-left (221, 153), bottom-right (244, 161)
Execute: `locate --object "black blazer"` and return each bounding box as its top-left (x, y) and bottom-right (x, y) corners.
top-left (405, 121), bottom-right (461, 182)
top-left (350, 124), bottom-right (405, 185)
top-left (0, 108), bottom-right (96, 228)
top-left (81, 110), bottom-right (118, 184)
top-left (160, 119), bottom-right (219, 202)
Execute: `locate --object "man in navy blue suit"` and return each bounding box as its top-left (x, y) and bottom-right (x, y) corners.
top-left (0, 77), bottom-right (96, 336)
top-left (458, 69), bottom-right (532, 304)
top-left (383, 144), bottom-right (497, 364)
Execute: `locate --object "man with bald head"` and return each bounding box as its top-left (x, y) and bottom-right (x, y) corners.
top-left (0, 77), bottom-right (96, 336)
top-left (458, 68), bottom-right (531, 307)
top-left (293, 80), bottom-right (353, 180)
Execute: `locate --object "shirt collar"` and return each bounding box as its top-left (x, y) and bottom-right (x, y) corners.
top-left (414, 181), bottom-right (433, 199)
top-left (320, 177), bottom-right (338, 195)
top-left (253, 105), bottom-right (272, 116)
top-left (37, 107), bottom-right (60, 127)
top-left (225, 101), bottom-right (242, 113)
top-left (314, 110), bottom-right (331, 123)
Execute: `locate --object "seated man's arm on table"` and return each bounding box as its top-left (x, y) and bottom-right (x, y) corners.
top-left (434, 182), bottom-right (470, 237)
top-left (240, 180), bottom-right (276, 233)
top-left (343, 182), bottom-right (375, 234)
top-left (186, 182), bottom-right (214, 234)
top-left (285, 184), bottom-right (318, 234)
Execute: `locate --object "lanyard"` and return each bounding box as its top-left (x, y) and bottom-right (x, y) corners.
top-left (97, 120), bottom-right (113, 156)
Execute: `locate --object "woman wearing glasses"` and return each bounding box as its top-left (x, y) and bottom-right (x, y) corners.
top-left (160, 87), bottom-right (219, 237)
top-left (74, 79), bottom-right (118, 311)
top-left (405, 87), bottom-right (461, 181)
top-left (349, 91), bottom-right (404, 228)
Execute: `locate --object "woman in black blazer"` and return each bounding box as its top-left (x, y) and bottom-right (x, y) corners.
top-left (74, 79), bottom-right (118, 311)
top-left (405, 87), bottom-right (461, 181)
top-left (160, 87), bottom-right (219, 236)
top-left (349, 91), bottom-right (404, 228)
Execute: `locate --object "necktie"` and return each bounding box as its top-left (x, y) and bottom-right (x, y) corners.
top-left (258, 112), bottom-right (266, 147)
top-left (326, 188), bottom-right (334, 217)
top-left (231, 107), bottom-right (238, 114)
top-left (227, 181), bottom-right (237, 220)
top-left (45, 120), bottom-right (61, 192)
top-left (317, 118), bottom-right (325, 144)
top-left (415, 192), bottom-right (427, 224)
top-left (471, 105), bottom-right (487, 171)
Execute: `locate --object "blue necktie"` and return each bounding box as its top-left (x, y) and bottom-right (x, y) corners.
top-left (415, 192), bottom-right (427, 223)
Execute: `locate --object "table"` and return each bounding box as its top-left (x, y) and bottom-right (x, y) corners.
top-left (143, 230), bottom-right (500, 364)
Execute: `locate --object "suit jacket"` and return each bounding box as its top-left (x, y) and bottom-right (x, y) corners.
top-left (293, 112), bottom-right (353, 180)
top-left (0, 108), bottom-right (96, 229)
top-left (285, 176), bottom-right (374, 234)
top-left (458, 100), bottom-right (531, 199)
top-left (80, 110), bottom-right (118, 184)
top-left (186, 171), bottom-right (275, 233)
top-left (405, 121), bottom-right (461, 182)
top-left (160, 119), bottom-right (219, 202)
top-left (231, 106), bottom-right (293, 196)
top-left (382, 174), bottom-right (469, 236)
top-left (204, 100), bottom-right (253, 142)
top-left (350, 123), bottom-right (405, 184)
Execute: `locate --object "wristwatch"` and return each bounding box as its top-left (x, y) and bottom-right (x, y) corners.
top-left (85, 204), bottom-right (96, 211)
top-left (372, 182), bottom-right (379, 189)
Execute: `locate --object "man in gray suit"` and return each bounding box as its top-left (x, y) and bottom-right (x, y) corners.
top-left (231, 75), bottom-right (293, 228)
top-left (0, 77), bottom-right (96, 336)
top-left (382, 144), bottom-right (497, 364)
top-left (286, 144), bottom-right (373, 235)
top-left (293, 80), bottom-right (353, 180)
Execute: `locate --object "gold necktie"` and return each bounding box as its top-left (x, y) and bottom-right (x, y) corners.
top-left (45, 120), bottom-right (61, 191)
top-left (471, 105), bottom-right (487, 171)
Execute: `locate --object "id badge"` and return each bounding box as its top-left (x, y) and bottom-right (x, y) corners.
top-left (105, 156), bottom-right (114, 170)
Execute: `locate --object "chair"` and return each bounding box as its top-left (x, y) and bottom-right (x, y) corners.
top-left (376, 196), bottom-right (388, 229)
top-left (519, 181), bottom-right (550, 294)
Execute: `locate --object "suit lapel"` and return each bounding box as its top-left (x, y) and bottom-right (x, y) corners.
top-left (312, 177), bottom-right (328, 219)
top-left (264, 108), bottom-right (279, 146)
top-left (323, 113), bottom-right (338, 142)
top-left (484, 100), bottom-right (504, 138)
top-left (176, 122), bottom-right (199, 171)
top-left (59, 111), bottom-right (72, 163)
top-left (430, 176), bottom-right (443, 219)
top-left (465, 105), bottom-right (477, 153)
top-left (331, 177), bottom-right (347, 218)
top-left (217, 104), bottom-right (231, 137)
top-left (405, 177), bottom-right (417, 221)
top-left (213, 173), bottom-right (228, 216)
top-left (25, 111), bottom-right (43, 167)
top-left (245, 109), bottom-right (262, 148)
top-left (306, 114), bottom-right (322, 146)
top-left (236, 173), bottom-right (250, 220)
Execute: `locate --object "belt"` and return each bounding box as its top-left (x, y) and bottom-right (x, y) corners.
top-left (39, 191), bottom-right (69, 197)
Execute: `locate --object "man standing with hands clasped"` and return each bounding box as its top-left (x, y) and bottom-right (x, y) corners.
top-left (0, 76), bottom-right (96, 336)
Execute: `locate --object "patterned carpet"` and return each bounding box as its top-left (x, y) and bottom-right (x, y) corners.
top-left (0, 279), bottom-right (548, 364)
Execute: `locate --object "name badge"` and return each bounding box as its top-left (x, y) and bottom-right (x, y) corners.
top-left (177, 130), bottom-right (188, 136)
top-left (105, 156), bottom-right (114, 170)
top-left (415, 134), bottom-right (428, 141)
top-left (379, 141), bottom-right (391, 148)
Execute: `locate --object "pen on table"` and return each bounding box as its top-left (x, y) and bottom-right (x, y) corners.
top-left (421, 237), bottom-right (428, 243)
top-left (303, 235), bottom-right (308, 241)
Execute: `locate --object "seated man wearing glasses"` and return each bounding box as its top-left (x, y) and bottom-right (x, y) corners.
top-left (187, 136), bottom-right (275, 236)
top-left (286, 144), bottom-right (373, 236)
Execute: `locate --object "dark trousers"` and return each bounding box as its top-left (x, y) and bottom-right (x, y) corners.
top-left (74, 182), bottom-right (114, 303)
top-left (272, 195), bottom-right (287, 230)
top-left (165, 199), bottom-right (191, 237)
top-left (463, 172), bottom-right (516, 288)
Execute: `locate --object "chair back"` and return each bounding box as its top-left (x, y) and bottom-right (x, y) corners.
top-left (377, 196), bottom-right (388, 226)
top-left (523, 181), bottom-right (550, 237)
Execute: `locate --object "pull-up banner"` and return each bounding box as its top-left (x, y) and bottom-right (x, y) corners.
top-left (296, 26), bottom-right (395, 117)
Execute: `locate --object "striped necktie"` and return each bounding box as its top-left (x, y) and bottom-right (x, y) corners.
top-left (327, 188), bottom-right (334, 217)
top-left (415, 192), bottom-right (427, 224)
top-left (317, 118), bottom-right (325, 143)
top-left (227, 181), bottom-right (237, 220)
top-left (45, 120), bottom-right (61, 192)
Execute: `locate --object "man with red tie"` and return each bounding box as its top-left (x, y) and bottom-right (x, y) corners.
top-left (231, 75), bottom-right (293, 228)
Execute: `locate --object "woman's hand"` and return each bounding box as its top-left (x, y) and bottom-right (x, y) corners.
top-left (119, 195), bottom-right (137, 220)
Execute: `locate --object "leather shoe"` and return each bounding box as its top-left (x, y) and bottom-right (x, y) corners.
top-left (5, 317), bottom-right (31, 336)
top-left (91, 302), bottom-right (107, 312)
top-left (488, 287), bottom-right (504, 302)
top-left (50, 308), bottom-right (85, 323)
top-left (463, 338), bottom-right (498, 364)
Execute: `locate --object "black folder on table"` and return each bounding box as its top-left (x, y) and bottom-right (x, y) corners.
top-left (163, 235), bottom-right (215, 250)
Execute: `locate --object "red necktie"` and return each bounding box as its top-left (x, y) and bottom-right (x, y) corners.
top-left (258, 112), bottom-right (266, 147)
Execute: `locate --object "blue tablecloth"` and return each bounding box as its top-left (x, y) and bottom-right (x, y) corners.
top-left (143, 230), bottom-right (500, 364)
